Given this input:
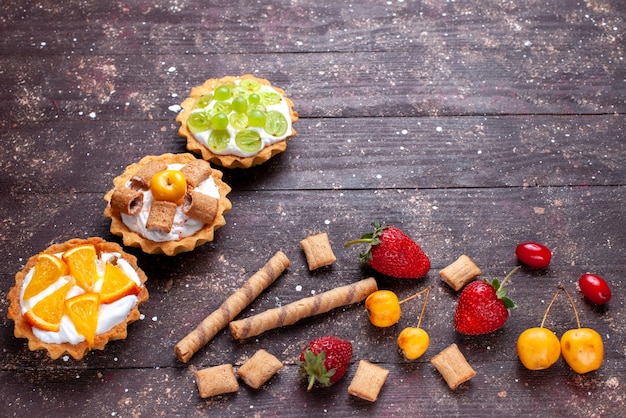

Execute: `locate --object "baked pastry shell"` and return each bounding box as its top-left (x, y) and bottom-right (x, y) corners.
top-left (7, 237), bottom-right (149, 360)
top-left (103, 153), bottom-right (232, 256)
top-left (176, 74), bottom-right (298, 169)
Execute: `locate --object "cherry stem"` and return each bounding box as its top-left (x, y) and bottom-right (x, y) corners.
top-left (500, 265), bottom-right (521, 288)
top-left (560, 284), bottom-right (582, 329)
top-left (540, 287), bottom-right (562, 328)
top-left (415, 286), bottom-right (432, 329)
top-left (398, 286), bottom-right (432, 305)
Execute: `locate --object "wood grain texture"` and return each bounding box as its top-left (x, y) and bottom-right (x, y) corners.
top-left (0, 0), bottom-right (624, 416)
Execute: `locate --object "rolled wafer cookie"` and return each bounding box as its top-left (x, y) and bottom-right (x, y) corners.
top-left (183, 191), bottom-right (218, 225)
top-left (110, 186), bottom-right (143, 215)
top-left (229, 277), bottom-right (378, 340)
top-left (146, 200), bottom-right (177, 233)
top-left (130, 160), bottom-right (168, 188)
top-left (180, 159), bottom-right (212, 188)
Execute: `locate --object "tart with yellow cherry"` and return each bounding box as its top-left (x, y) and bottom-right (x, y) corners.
top-left (103, 153), bottom-right (232, 255)
top-left (7, 237), bottom-right (149, 360)
top-left (176, 74), bottom-right (298, 168)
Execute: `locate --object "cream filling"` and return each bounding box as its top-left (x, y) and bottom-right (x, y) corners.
top-left (190, 82), bottom-right (293, 157)
top-left (120, 163), bottom-right (220, 243)
top-left (20, 252), bottom-right (142, 345)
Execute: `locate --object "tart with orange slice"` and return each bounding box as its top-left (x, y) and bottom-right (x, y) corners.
top-left (176, 74), bottom-right (298, 168)
top-left (103, 153), bottom-right (232, 255)
top-left (7, 237), bottom-right (149, 360)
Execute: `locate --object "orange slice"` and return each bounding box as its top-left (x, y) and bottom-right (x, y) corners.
top-left (23, 278), bottom-right (74, 332)
top-left (66, 292), bottom-right (100, 348)
top-left (62, 244), bottom-right (98, 291)
top-left (100, 262), bottom-right (141, 304)
top-left (23, 253), bottom-right (69, 300)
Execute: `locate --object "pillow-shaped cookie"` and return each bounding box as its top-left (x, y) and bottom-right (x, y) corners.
top-left (7, 237), bottom-right (149, 360)
top-left (103, 153), bottom-right (232, 255)
top-left (176, 74), bottom-right (298, 168)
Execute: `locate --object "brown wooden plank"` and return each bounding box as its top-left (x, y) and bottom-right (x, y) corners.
top-left (1, 45), bottom-right (625, 124)
top-left (1, 115), bottom-right (624, 196)
top-left (2, 0), bottom-right (624, 56)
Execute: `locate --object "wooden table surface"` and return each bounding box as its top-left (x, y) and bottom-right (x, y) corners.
top-left (1, 0), bottom-right (625, 416)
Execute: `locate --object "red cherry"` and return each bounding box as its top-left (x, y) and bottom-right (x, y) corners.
top-left (579, 273), bottom-right (611, 305)
top-left (515, 242), bottom-right (552, 268)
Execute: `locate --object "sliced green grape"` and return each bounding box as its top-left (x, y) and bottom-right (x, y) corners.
top-left (239, 79), bottom-right (261, 92)
top-left (214, 85), bottom-right (231, 101)
top-left (264, 110), bottom-right (289, 136)
top-left (248, 93), bottom-right (261, 105)
top-left (211, 112), bottom-right (229, 130)
top-left (247, 109), bottom-right (267, 128)
top-left (248, 103), bottom-right (266, 113)
top-left (213, 101), bottom-right (232, 115)
top-left (193, 94), bottom-right (213, 109)
top-left (232, 97), bottom-right (248, 113)
top-left (229, 112), bottom-right (248, 130)
top-left (259, 91), bottom-right (282, 106)
top-left (208, 130), bottom-right (231, 152)
top-left (231, 86), bottom-right (249, 98)
top-left (235, 130), bottom-right (262, 153)
top-left (187, 112), bottom-right (211, 133)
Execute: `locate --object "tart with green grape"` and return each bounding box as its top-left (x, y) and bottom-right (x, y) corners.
top-left (103, 153), bottom-right (232, 256)
top-left (176, 74), bottom-right (298, 169)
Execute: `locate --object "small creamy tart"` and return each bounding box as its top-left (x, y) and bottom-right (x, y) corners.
top-left (103, 153), bottom-right (232, 256)
top-left (176, 74), bottom-right (298, 168)
top-left (7, 237), bottom-right (149, 360)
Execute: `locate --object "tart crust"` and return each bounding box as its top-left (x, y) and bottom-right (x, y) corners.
top-left (176, 74), bottom-right (298, 169)
top-left (7, 237), bottom-right (149, 360)
top-left (103, 153), bottom-right (232, 255)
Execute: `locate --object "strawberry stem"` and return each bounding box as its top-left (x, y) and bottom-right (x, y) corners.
top-left (540, 287), bottom-right (562, 328)
top-left (500, 265), bottom-right (521, 288)
top-left (343, 238), bottom-right (374, 247)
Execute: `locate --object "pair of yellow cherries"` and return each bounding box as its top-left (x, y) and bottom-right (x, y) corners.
top-left (517, 285), bottom-right (603, 374)
top-left (364, 287), bottom-right (432, 360)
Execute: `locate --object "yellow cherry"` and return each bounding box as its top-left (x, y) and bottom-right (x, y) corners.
top-left (365, 290), bottom-right (401, 327)
top-left (395, 286), bottom-right (432, 360)
top-left (516, 287), bottom-right (561, 370)
top-left (559, 285), bottom-right (604, 374)
top-left (517, 327), bottom-right (561, 370)
top-left (150, 170), bottom-right (187, 203)
top-left (397, 327), bottom-right (429, 360)
top-left (561, 328), bottom-right (604, 374)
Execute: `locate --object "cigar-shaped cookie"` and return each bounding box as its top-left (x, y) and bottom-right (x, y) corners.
top-left (175, 251), bottom-right (290, 363)
top-left (183, 191), bottom-right (218, 225)
top-left (229, 277), bottom-right (378, 340)
top-left (110, 186), bottom-right (144, 215)
top-left (146, 200), bottom-right (177, 233)
top-left (180, 159), bottom-right (212, 188)
top-left (130, 160), bottom-right (168, 188)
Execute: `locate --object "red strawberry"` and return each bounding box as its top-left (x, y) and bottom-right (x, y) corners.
top-left (344, 222), bottom-right (430, 279)
top-left (299, 336), bottom-right (352, 391)
top-left (454, 267), bottom-right (519, 335)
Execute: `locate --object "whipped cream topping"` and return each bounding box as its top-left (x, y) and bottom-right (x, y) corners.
top-left (190, 80), bottom-right (293, 157)
top-left (20, 252), bottom-right (142, 345)
top-left (121, 163), bottom-right (220, 243)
